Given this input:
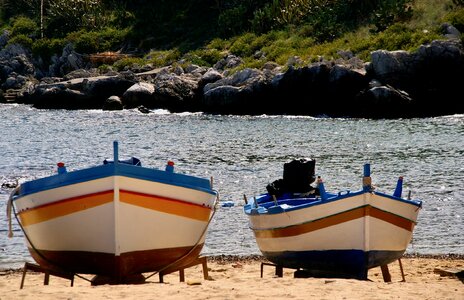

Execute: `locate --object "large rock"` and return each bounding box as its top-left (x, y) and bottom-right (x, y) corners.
top-left (355, 84), bottom-right (413, 118)
top-left (122, 82), bottom-right (155, 108)
top-left (102, 95), bottom-right (123, 110)
top-left (0, 44), bottom-right (35, 83)
top-left (150, 72), bottom-right (200, 112)
top-left (26, 86), bottom-right (89, 109)
top-left (19, 74), bottom-right (135, 109)
top-left (367, 39), bottom-right (464, 116)
top-left (202, 68), bottom-right (275, 114)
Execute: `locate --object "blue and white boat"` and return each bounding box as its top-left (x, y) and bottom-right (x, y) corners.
top-left (7, 141), bottom-right (218, 283)
top-left (244, 160), bottom-right (422, 279)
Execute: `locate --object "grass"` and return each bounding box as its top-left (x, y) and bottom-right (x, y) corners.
top-left (189, 0), bottom-right (461, 70)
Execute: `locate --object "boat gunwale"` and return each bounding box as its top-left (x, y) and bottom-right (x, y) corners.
top-left (15, 162), bottom-right (216, 199)
top-left (244, 189), bottom-right (422, 216)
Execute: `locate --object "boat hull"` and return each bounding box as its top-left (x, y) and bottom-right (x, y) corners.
top-left (245, 191), bottom-right (421, 279)
top-left (12, 160), bottom-right (217, 281)
top-left (262, 249), bottom-right (405, 279)
top-left (28, 244), bottom-right (204, 280)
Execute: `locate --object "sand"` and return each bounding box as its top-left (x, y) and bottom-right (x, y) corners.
top-left (0, 255), bottom-right (462, 300)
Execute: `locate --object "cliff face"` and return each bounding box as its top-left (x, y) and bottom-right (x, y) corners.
top-left (1, 29), bottom-right (463, 118)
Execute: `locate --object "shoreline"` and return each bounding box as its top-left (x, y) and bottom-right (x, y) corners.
top-left (2, 253), bottom-right (463, 273)
top-left (0, 255), bottom-right (462, 300)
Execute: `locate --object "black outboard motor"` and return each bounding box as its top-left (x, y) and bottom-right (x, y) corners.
top-left (267, 158), bottom-right (316, 196)
top-left (283, 158), bottom-right (316, 192)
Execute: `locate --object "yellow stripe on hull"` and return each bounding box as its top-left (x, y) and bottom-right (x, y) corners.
top-left (18, 189), bottom-right (212, 227)
top-left (253, 205), bottom-right (415, 239)
top-left (120, 190), bottom-right (211, 222)
top-left (18, 191), bottom-right (113, 227)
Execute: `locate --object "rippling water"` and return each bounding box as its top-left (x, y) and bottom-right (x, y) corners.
top-left (1, 104), bottom-right (463, 270)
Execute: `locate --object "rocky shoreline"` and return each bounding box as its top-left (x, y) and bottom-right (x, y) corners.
top-left (1, 26), bottom-right (463, 119)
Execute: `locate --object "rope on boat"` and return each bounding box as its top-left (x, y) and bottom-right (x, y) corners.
top-left (8, 177), bottom-right (220, 284)
top-left (6, 186), bottom-right (20, 238)
top-left (144, 185), bottom-right (220, 281)
top-left (8, 189), bottom-right (93, 283)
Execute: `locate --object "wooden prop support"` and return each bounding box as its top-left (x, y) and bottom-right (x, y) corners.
top-left (158, 256), bottom-right (209, 283)
top-left (20, 262), bottom-right (75, 289)
top-left (260, 262), bottom-right (284, 278)
top-left (380, 259), bottom-right (406, 282)
top-left (261, 258), bottom-right (406, 282)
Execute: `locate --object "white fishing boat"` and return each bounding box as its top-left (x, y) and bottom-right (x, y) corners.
top-left (7, 141), bottom-right (218, 284)
top-left (244, 160), bottom-right (422, 279)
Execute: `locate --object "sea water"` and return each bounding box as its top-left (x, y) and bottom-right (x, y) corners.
top-left (1, 104), bottom-right (463, 270)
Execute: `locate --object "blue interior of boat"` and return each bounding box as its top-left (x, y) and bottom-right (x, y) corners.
top-left (103, 157), bottom-right (141, 166)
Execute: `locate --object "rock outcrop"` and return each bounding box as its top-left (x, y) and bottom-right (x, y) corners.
top-left (1, 28), bottom-right (463, 118)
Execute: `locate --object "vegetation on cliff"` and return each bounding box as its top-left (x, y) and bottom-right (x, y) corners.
top-left (0, 0), bottom-right (463, 72)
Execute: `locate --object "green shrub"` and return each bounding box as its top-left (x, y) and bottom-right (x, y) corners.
top-left (370, 0), bottom-right (414, 32)
top-left (183, 48), bottom-right (224, 67)
top-left (443, 8), bottom-right (464, 32)
top-left (145, 49), bottom-right (182, 67)
top-left (229, 32), bottom-right (260, 57)
top-left (32, 38), bottom-right (67, 58)
top-left (98, 64), bottom-right (113, 73)
top-left (372, 23), bottom-right (442, 51)
top-left (7, 34), bottom-right (33, 48)
top-left (11, 16), bottom-right (38, 37)
top-left (66, 28), bottom-right (128, 54)
top-left (113, 57), bottom-right (146, 71)
top-left (45, 0), bottom-right (106, 36)
top-left (206, 38), bottom-right (230, 51)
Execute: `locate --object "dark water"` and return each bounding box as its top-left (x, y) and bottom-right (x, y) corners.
top-left (1, 104), bottom-right (463, 270)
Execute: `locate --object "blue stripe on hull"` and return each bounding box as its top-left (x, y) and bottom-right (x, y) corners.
top-left (262, 249), bottom-right (405, 280)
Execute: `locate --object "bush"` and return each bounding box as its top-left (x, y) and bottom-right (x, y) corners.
top-left (7, 34), bottom-right (33, 48)
top-left (183, 48), bottom-right (224, 67)
top-left (229, 32), bottom-right (260, 57)
top-left (372, 23), bottom-right (442, 51)
top-left (66, 28), bottom-right (128, 54)
top-left (113, 57), bottom-right (145, 71)
top-left (206, 38), bottom-right (230, 51)
top-left (443, 8), bottom-right (464, 33)
top-left (145, 49), bottom-right (182, 67)
top-left (32, 38), bottom-right (67, 59)
top-left (45, 0), bottom-right (106, 37)
top-left (11, 16), bottom-right (38, 37)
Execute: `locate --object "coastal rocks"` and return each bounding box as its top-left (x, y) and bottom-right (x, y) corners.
top-left (122, 82), bottom-right (155, 108)
top-left (355, 84), bottom-right (413, 118)
top-left (367, 39), bottom-right (464, 117)
top-left (19, 74), bottom-right (135, 109)
top-left (1, 31), bottom-right (463, 118)
top-left (48, 43), bottom-right (87, 77)
top-left (202, 68), bottom-right (275, 114)
top-left (103, 95), bottom-right (123, 111)
top-left (0, 44), bottom-right (35, 86)
top-left (26, 85), bottom-right (89, 109)
top-left (151, 72), bottom-right (200, 112)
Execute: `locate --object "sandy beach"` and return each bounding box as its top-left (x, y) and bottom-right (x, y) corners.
top-left (1, 255), bottom-right (462, 300)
